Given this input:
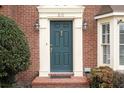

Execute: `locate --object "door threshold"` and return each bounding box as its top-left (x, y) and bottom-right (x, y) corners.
top-left (49, 72), bottom-right (74, 78)
top-left (50, 72), bottom-right (73, 74)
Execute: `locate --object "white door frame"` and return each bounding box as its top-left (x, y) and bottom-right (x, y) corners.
top-left (37, 5), bottom-right (85, 77)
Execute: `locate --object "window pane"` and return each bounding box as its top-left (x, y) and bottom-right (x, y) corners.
top-left (120, 30), bottom-right (124, 33)
top-left (102, 23), bottom-right (110, 44)
top-left (103, 46), bottom-right (106, 64)
top-left (107, 59), bottom-right (110, 64)
top-left (107, 34), bottom-right (110, 43)
top-left (103, 45), bottom-right (110, 54)
top-left (120, 45), bottom-right (124, 65)
top-left (108, 54), bottom-right (110, 59)
top-left (120, 56), bottom-right (124, 65)
top-left (107, 45), bottom-right (110, 54)
top-left (107, 24), bottom-right (110, 33)
top-left (120, 45), bottom-right (124, 56)
top-left (103, 45), bottom-right (110, 64)
top-left (102, 25), bottom-right (106, 34)
top-left (102, 35), bottom-right (105, 43)
top-left (107, 24), bottom-right (110, 43)
top-left (120, 24), bottom-right (124, 33)
top-left (120, 34), bottom-right (124, 44)
top-left (103, 55), bottom-right (107, 64)
top-left (103, 46), bottom-right (106, 54)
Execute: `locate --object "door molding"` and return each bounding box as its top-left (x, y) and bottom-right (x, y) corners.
top-left (37, 5), bottom-right (85, 77)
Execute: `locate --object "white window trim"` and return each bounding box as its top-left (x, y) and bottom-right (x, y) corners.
top-left (97, 16), bottom-right (124, 71)
top-left (37, 5), bottom-right (85, 77)
top-left (97, 21), bottom-right (112, 67)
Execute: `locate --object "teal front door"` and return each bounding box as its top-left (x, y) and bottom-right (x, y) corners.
top-left (50, 21), bottom-right (73, 72)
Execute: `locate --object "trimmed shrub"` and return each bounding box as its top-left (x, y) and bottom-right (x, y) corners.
top-left (113, 71), bottom-right (124, 88)
top-left (0, 15), bottom-right (30, 87)
top-left (89, 66), bottom-right (113, 88)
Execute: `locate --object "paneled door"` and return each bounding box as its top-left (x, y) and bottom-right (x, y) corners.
top-left (50, 21), bottom-right (73, 72)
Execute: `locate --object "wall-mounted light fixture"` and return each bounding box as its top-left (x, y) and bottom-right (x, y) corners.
top-left (117, 19), bottom-right (124, 24)
top-left (34, 19), bottom-right (39, 31)
top-left (83, 20), bottom-right (88, 31)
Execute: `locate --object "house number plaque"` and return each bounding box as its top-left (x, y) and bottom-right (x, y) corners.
top-left (58, 13), bottom-right (64, 17)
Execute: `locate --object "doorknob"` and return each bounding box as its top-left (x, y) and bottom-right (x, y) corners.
top-left (50, 44), bottom-right (53, 53)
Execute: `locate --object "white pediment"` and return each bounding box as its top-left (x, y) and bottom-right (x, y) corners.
top-left (37, 5), bottom-right (85, 19)
top-left (37, 5), bottom-right (85, 13)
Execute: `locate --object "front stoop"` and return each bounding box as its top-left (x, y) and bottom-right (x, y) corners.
top-left (32, 76), bottom-right (89, 88)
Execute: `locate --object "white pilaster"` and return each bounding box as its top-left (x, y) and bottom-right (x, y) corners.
top-left (73, 18), bottom-right (83, 76)
top-left (39, 19), bottom-right (50, 76)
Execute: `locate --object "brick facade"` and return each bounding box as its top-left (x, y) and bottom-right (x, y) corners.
top-left (83, 5), bottom-right (101, 68)
top-left (0, 5), bottom-right (101, 86)
top-left (14, 6), bottom-right (39, 86)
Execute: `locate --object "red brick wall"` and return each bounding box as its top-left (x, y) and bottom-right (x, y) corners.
top-left (0, 5), bottom-right (39, 86)
top-left (83, 5), bottom-right (101, 68)
top-left (0, 5), bottom-right (14, 18)
top-left (0, 5), bottom-right (102, 86)
top-left (14, 6), bottom-right (39, 86)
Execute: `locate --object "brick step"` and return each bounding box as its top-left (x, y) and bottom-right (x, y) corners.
top-left (32, 76), bottom-right (89, 88)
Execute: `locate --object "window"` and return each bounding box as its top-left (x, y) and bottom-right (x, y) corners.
top-left (120, 23), bottom-right (124, 65)
top-left (102, 23), bottom-right (110, 64)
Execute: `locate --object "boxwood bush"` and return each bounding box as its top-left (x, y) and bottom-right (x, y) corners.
top-left (113, 71), bottom-right (124, 88)
top-left (89, 66), bottom-right (113, 88)
top-left (89, 66), bottom-right (124, 88)
top-left (0, 15), bottom-right (30, 87)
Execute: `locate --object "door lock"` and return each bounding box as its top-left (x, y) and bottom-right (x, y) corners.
top-left (50, 44), bottom-right (53, 47)
top-left (50, 47), bottom-right (53, 53)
